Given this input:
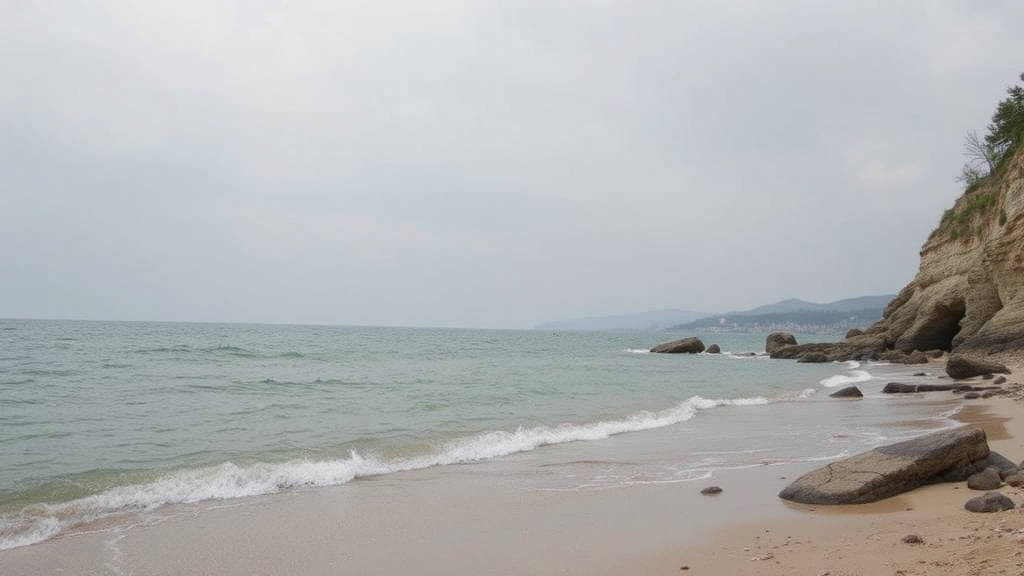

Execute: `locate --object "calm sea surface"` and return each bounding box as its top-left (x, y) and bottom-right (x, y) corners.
top-left (0, 319), bottom-right (958, 549)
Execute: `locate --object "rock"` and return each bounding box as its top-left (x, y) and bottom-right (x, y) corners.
top-left (999, 465), bottom-right (1021, 480)
top-left (845, 328), bottom-right (865, 339)
top-left (651, 337), bottom-right (706, 354)
top-left (798, 352), bottom-right (830, 363)
top-left (778, 426), bottom-right (990, 505)
top-left (994, 375), bottom-right (1008, 385)
top-left (829, 386), bottom-right (863, 398)
top-left (967, 467), bottom-right (1003, 490)
top-left (982, 373), bottom-right (995, 380)
top-left (964, 492), bottom-right (1015, 513)
top-left (1004, 473), bottom-right (1024, 487)
top-left (905, 350), bottom-right (929, 364)
top-left (705, 344), bottom-right (721, 354)
top-left (913, 372), bottom-right (928, 377)
top-left (882, 382), bottom-right (955, 393)
top-left (900, 534), bottom-right (924, 544)
top-left (964, 392), bottom-right (981, 399)
top-left (946, 354), bottom-right (1010, 379)
top-left (926, 349), bottom-right (945, 358)
top-left (766, 332), bottom-right (797, 355)
top-left (700, 486), bottom-right (723, 495)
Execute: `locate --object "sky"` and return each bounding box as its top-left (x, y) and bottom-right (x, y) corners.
top-left (2, 1), bottom-right (1023, 329)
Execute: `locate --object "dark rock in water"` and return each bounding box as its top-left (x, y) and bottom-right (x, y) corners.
top-left (901, 534), bottom-right (924, 544)
top-left (830, 386), bottom-right (863, 398)
top-left (766, 332), bottom-right (797, 355)
top-left (964, 492), bottom-right (1015, 513)
top-left (967, 467), bottom-right (1003, 490)
top-left (797, 352), bottom-right (830, 363)
top-left (946, 354), bottom-right (1010, 379)
top-left (882, 382), bottom-right (955, 393)
top-left (700, 486), bottom-right (723, 495)
top-left (846, 328), bottom-right (865, 339)
top-left (706, 344), bottom-right (721, 354)
top-left (964, 392), bottom-right (981, 399)
top-left (651, 337), bottom-right (705, 354)
top-left (778, 426), bottom-right (990, 505)
top-left (913, 372), bottom-right (928, 377)
top-left (994, 375), bottom-right (1008, 385)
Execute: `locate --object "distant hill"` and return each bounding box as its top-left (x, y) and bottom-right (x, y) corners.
top-left (671, 295), bottom-right (894, 334)
top-left (535, 309), bottom-right (709, 331)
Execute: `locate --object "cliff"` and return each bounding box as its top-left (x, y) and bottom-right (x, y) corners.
top-left (869, 146), bottom-right (1024, 354)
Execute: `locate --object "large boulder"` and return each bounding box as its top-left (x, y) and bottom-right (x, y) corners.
top-left (778, 426), bottom-right (990, 505)
top-left (650, 337), bottom-right (705, 354)
top-left (946, 354), bottom-right (1011, 379)
top-left (706, 344), bottom-right (721, 354)
top-left (766, 332), bottom-right (797, 355)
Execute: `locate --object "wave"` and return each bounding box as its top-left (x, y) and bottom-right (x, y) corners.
top-left (624, 348), bottom-right (650, 354)
top-left (820, 370), bottom-right (872, 388)
top-left (0, 394), bottom-right (768, 550)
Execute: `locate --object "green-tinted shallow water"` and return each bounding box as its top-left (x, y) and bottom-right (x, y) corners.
top-left (0, 319), bottom-right (956, 549)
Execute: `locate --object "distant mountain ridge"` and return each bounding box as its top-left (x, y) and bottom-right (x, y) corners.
top-left (672, 295), bottom-right (894, 334)
top-left (535, 309), bottom-right (709, 331)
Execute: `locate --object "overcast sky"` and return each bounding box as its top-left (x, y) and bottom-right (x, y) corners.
top-left (1, 1), bottom-right (1022, 329)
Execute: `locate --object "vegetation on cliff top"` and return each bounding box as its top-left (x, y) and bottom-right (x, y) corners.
top-left (931, 72), bottom-right (1024, 241)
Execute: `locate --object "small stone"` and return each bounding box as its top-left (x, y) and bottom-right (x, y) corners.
top-left (913, 372), bottom-right (927, 377)
top-left (700, 486), bottom-right (723, 495)
top-left (901, 534), bottom-right (924, 544)
top-left (968, 467), bottom-right (1003, 490)
top-left (1004, 473), bottom-right (1024, 487)
top-left (994, 375), bottom-right (1008, 385)
top-left (679, 566), bottom-right (689, 571)
top-left (965, 492), bottom-right (1015, 513)
top-left (964, 392), bottom-right (981, 399)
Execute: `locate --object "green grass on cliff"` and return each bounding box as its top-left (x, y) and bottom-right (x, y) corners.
top-left (931, 187), bottom-right (998, 241)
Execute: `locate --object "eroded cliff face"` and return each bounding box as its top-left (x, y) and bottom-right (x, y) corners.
top-left (870, 148), bottom-right (1024, 354)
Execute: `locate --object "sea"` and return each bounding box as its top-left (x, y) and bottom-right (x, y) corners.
top-left (0, 319), bottom-right (961, 551)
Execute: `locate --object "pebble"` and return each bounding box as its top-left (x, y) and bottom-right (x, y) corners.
top-left (901, 534), bottom-right (924, 544)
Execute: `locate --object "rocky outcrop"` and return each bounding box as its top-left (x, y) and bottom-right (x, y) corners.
top-left (945, 354), bottom-right (1011, 379)
top-left (650, 337), bottom-right (705, 354)
top-left (769, 332), bottom-right (888, 362)
top-left (882, 382), bottom-right (956, 393)
top-left (765, 332), bottom-right (797, 355)
top-left (778, 427), bottom-right (990, 505)
top-left (706, 344), bottom-right (721, 354)
top-left (864, 147), bottom-right (1024, 356)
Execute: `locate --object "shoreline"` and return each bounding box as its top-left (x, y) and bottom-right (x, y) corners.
top-left (1, 354), bottom-right (1019, 575)
top-left (629, 354), bottom-right (1024, 576)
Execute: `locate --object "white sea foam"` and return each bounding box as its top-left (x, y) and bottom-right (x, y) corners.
top-left (0, 394), bottom-right (770, 551)
top-left (624, 348), bottom-right (650, 354)
top-left (820, 369), bottom-right (873, 388)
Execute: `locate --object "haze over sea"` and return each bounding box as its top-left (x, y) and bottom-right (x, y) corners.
top-left (0, 319), bottom-right (959, 550)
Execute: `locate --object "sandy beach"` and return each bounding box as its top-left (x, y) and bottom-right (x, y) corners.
top-left (631, 355), bottom-right (1024, 576)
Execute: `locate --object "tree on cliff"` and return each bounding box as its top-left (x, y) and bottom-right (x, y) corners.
top-left (958, 72), bottom-right (1024, 188)
top-left (985, 72), bottom-right (1024, 167)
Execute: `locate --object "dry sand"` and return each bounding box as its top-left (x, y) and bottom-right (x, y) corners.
top-left (628, 355), bottom-right (1024, 576)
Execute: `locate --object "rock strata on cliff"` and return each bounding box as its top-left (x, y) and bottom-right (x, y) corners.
top-left (868, 148), bottom-right (1024, 356)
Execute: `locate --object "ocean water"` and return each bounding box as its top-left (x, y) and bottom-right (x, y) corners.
top-left (0, 320), bottom-right (959, 550)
